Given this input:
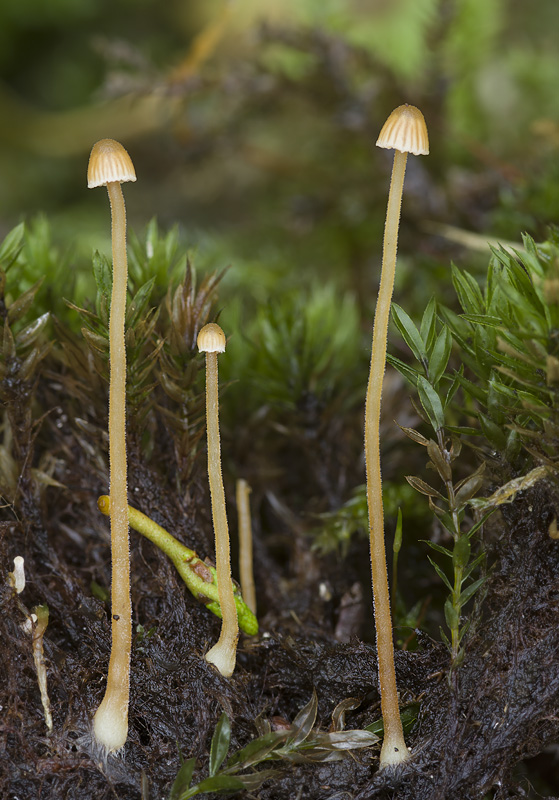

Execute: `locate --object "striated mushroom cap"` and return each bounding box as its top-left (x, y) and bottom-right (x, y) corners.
top-left (376, 104), bottom-right (429, 156)
top-left (198, 322), bottom-right (226, 353)
top-left (88, 139), bottom-right (137, 188)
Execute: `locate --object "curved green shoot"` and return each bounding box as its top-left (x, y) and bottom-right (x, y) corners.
top-left (97, 496), bottom-right (258, 636)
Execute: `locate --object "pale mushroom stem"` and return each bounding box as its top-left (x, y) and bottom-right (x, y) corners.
top-left (365, 148), bottom-right (410, 767)
top-left (236, 478), bottom-right (256, 615)
top-left (93, 179), bottom-right (131, 752)
top-left (205, 351), bottom-right (239, 677)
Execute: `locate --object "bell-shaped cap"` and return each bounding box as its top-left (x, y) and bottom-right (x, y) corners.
top-left (197, 322), bottom-right (226, 353)
top-left (88, 139), bottom-right (137, 188)
top-left (376, 105), bottom-right (429, 156)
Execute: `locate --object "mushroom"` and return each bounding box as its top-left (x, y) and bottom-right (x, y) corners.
top-left (198, 322), bottom-right (239, 677)
top-left (88, 138), bottom-right (136, 752)
top-left (365, 105), bottom-right (429, 767)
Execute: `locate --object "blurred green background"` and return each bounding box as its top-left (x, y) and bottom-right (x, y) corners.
top-left (1, 0), bottom-right (559, 314)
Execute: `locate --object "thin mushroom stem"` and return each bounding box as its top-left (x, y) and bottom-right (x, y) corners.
top-left (365, 148), bottom-right (409, 767)
top-left (236, 478), bottom-right (256, 615)
top-left (204, 350), bottom-right (239, 677)
top-left (93, 180), bottom-right (131, 752)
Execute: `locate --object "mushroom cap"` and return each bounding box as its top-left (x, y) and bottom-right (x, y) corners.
top-left (88, 139), bottom-right (137, 188)
top-left (197, 322), bottom-right (226, 353)
top-left (376, 105), bottom-right (429, 156)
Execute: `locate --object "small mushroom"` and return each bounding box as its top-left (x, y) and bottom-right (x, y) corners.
top-left (198, 323), bottom-right (239, 677)
top-left (88, 138), bottom-right (136, 752)
top-left (365, 105), bottom-right (428, 768)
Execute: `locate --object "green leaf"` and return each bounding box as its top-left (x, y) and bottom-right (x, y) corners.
top-left (467, 512), bottom-right (496, 539)
top-left (487, 378), bottom-right (513, 425)
top-left (493, 246), bottom-right (544, 314)
top-left (127, 276), bottom-right (156, 327)
top-left (168, 757), bottom-right (195, 800)
top-left (417, 376), bottom-right (445, 432)
top-left (234, 770), bottom-right (280, 792)
top-left (505, 429), bottom-right (521, 462)
top-left (420, 296), bottom-right (437, 353)
top-left (391, 304), bottom-right (427, 365)
top-left (289, 690), bottom-right (318, 747)
top-left (226, 731), bottom-right (288, 771)
top-left (19, 341), bottom-right (53, 381)
top-left (444, 597), bottom-right (459, 630)
top-left (81, 326), bottom-right (109, 353)
top-left (452, 536), bottom-right (471, 570)
top-left (427, 439), bottom-right (451, 482)
top-left (462, 552), bottom-right (485, 581)
top-left (14, 312), bottom-right (50, 348)
top-left (92, 250), bottom-right (112, 297)
top-left (191, 775), bottom-right (246, 795)
top-left (209, 714), bottom-right (231, 777)
top-left (323, 729), bottom-right (379, 749)
top-left (429, 504), bottom-right (460, 537)
top-left (396, 424), bottom-right (429, 446)
top-left (428, 326), bottom-right (452, 387)
top-left (405, 475), bottom-right (445, 500)
top-left (458, 577), bottom-right (486, 608)
top-left (427, 556), bottom-right (453, 593)
top-left (364, 717), bottom-right (384, 735)
top-left (425, 541), bottom-right (453, 559)
top-left (444, 425), bottom-right (481, 436)
top-left (460, 314), bottom-right (505, 328)
top-left (455, 369), bottom-right (488, 403)
top-left (499, 280), bottom-right (544, 333)
top-left (451, 264), bottom-right (485, 315)
top-left (472, 325), bottom-right (497, 380)
top-left (478, 413), bottom-right (507, 451)
top-left (439, 304), bottom-right (472, 345)
top-left (453, 464), bottom-right (486, 507)
top-left (364, 704), bottom-right (418, 736)
top-left (386, 354), bottom-right (421, 386)
top-left (0, 222), bottom-right (25, 270)
top-left (445, 368), bottom-right (462, 408)
top-left (7, 280), bottom-right (43, 324)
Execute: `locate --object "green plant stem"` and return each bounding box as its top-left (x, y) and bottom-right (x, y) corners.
top-left (93, 180), bottom-right (131, 752)
top-left (365, 149), bottom-right (409, 767)
top-left (451, 565), bottom-right (463, 658)
top-left (435, 428), bottom-right (462, 661)
top-left (97, 496), bottom-right (258, 635)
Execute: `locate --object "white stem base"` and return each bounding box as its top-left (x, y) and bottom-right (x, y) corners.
top-left (205, 637), bottom-right (237, 678)
top-left (380, 734), bottom-right (410, 767)
top-left (93, 693), bottom-right (128, 753)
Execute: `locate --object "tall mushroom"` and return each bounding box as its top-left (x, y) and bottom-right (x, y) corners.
top-left (365, 105), bottom-right (429, 767)
top-left (88, 138), bottom-right (136, 752)
top-left (198, 322), bottom-right (239, 677)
